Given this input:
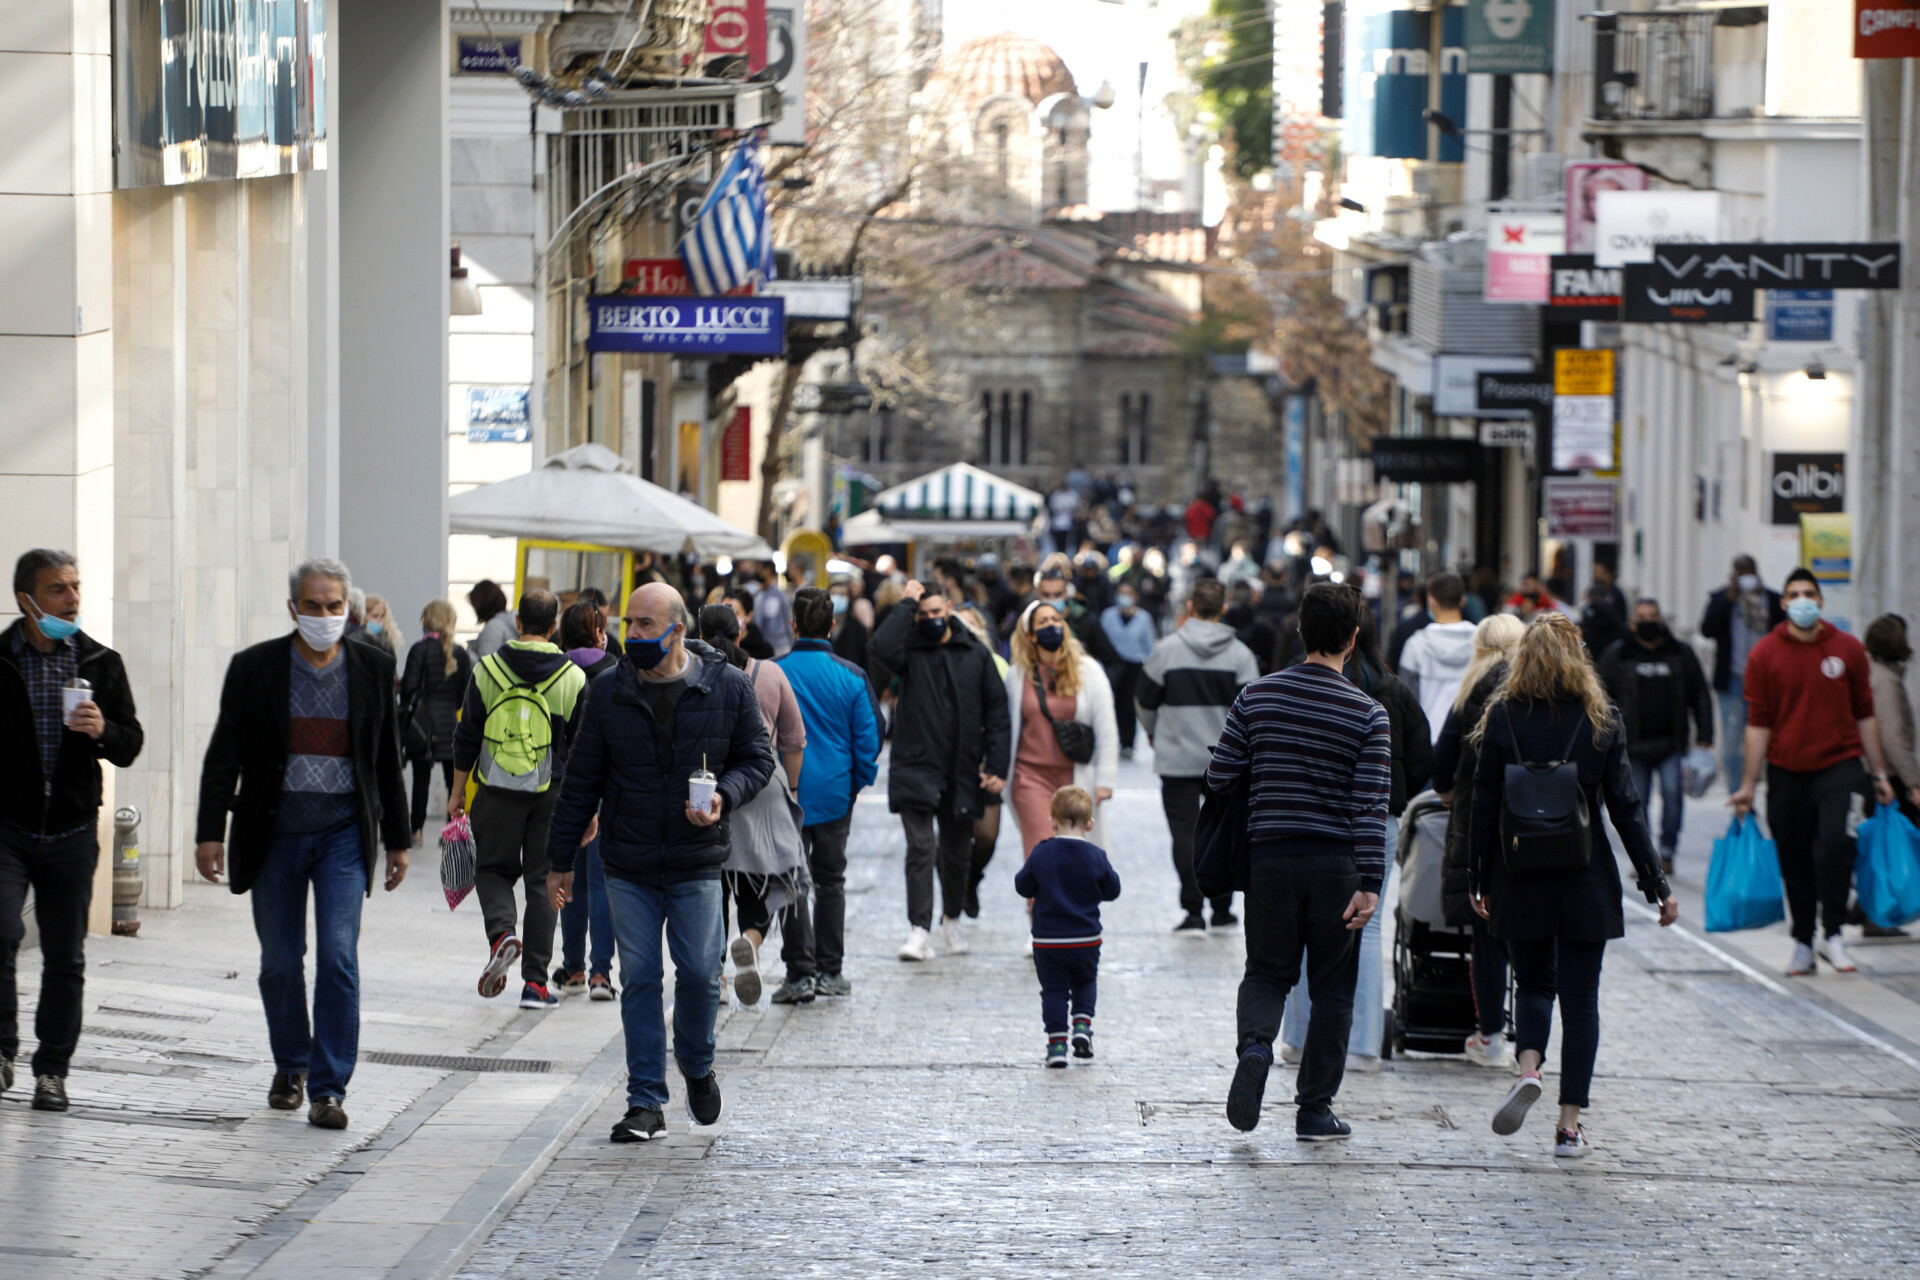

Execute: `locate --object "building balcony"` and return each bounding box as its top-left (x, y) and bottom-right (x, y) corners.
top-left (1587, 5), bottom-right (1767, 129)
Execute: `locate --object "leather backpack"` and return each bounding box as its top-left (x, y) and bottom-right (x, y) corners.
top-left (1497, 704), bottom-right (1594, 874)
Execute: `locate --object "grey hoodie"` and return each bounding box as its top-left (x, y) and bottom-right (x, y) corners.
top-left (1136, 619), bottom-right (1262, 777)
top-left (1397, 619), bottom-right (1478, 746)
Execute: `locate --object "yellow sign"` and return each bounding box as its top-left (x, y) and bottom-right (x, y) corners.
top-left (1554, 348), bottom-right (1615, 397)
top-left (1800, 513), bottom-right (1851, 583)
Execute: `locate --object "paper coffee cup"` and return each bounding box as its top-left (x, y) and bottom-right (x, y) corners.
top-left (62, 686), bottom-right (89, 724)
top-left (688, 770), bottom-right (718, 812)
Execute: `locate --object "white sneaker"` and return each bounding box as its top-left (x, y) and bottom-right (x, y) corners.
top-left (1491, 1073), bottom-right (1542, 1136)
top-left (1786, 942), bottom-right (1817, 976)
top-left (1817, 934), bottom-right (1857, 973)
top-left (730, 935), bottom-right (762, 1005)
top-left (897, 927), bottom-right (936, 962)
top-left (941, 917), bottom-right (971, 955)
top-left (1463, 1032), bottom-right (1512, 1069)
top-left (1554, 1124), bottom-right (1592, 1159)
top-left (1345, 1052), bottom-right (1383, 1074)
top-left (1278, 1042), bottom-right (1303, 1066)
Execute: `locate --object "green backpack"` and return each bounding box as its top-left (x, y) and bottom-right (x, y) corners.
top-left (476, 655), bottom-right (572, 792)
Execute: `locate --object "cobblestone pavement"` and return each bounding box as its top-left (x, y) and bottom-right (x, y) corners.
top-left (8, 755), bottom-right (1920, 1278)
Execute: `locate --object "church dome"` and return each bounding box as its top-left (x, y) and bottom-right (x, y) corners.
top-left (925, 32), bottom-right (1078, 110)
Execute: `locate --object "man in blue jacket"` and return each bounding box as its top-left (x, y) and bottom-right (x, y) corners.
top-left (546, 583), bottom-right (774, 1143)
top-left (777, 588), bottom-right (882, 999)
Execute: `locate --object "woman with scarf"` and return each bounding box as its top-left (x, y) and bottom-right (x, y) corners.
top-left (1004, 600), bottom-right (1119, 858)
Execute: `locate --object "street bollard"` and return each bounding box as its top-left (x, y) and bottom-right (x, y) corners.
top-left (112, 806), bottom-right (142, 936)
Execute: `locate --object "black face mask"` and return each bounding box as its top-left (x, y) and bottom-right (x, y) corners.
top-left (1634, 621), bottom-right (1664, 642)
top-left (916, 616), bottom-right (949, 642)
top-left (1034, 625), bottom-right (1066, 652)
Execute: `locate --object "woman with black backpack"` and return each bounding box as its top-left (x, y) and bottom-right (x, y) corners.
top-left (1470, 612), bottom-right (1678, 1158)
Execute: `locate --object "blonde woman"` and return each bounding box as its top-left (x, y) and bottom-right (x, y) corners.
top-left (400, 600), bottom-right (472, 844)
top-left (362, 594), bottom-right (402, 660)
top-left (1006, 600), bottom-right (1119, 856)
top-left (1469, 612), bottom-right (1678, 1158)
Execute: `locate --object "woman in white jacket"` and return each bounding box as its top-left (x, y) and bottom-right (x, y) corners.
top-left (1005, 600), bottom-right (1119, 854)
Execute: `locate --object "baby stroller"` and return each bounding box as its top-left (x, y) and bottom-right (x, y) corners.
top-left (1390, 791), bottom-right (1479, 1056)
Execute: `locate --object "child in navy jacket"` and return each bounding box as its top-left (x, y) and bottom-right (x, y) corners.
top-left (1014, 786), bottom-right (1122, 1067)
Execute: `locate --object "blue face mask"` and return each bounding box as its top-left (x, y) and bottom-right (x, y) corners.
top-left (365, 620), bottom-right (384, 635)
top-left (1785, 598), bottom-right (1822, 630)
top-left (25, 599), bottom-right (80, 642)
top-left (831, 595), bottom-right (849, 616)
top-left (625, 623), bottom-right (680, 670)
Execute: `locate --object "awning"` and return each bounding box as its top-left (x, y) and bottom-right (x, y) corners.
top-left (448, 443), bottom-right (776, 559)
top-left (871, 462), bottom-right (1043, 525)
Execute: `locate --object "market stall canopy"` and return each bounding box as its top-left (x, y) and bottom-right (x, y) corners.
top-left (448, 443), bottom-right (776, 559)
top-left (862, 462), bottom-right (1043, 539)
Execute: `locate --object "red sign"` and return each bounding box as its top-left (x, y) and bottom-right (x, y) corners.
top-left (1544, 479), bottom-right (1618, 539)
top-left (720, 407), bottom-right (752, 482)
top-left (622, 258), bottom-right (753, 297)
top-left (705, 0), bottom-right (768, 73)
top-left (1857, 1), bottom-right (1920, 57)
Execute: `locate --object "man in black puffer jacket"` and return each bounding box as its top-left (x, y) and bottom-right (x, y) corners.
top-left (546, 583), bottom-right (773, 1144)
top-left (869, 579), bottom-right (1011, 961)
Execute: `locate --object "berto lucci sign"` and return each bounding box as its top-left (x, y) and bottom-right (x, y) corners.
top-left (586, 297), bottom-right (786, 355)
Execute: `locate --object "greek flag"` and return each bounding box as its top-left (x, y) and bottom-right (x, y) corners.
top-left (679, 135), bottom-right (775, 295)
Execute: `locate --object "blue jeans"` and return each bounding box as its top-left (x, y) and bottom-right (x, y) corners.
top-left (558, 837), bottom-right (615, 977)
top-left (1718, 675), bottom-right (1746, 788)
top-left (1280, 821), bottom-right (1392, 1060)
top-left (251, 822), bottom-right (368, 1099)
top-left (604, 875), bottom-right (725, 1110)
top-left (1629, 753), bottom-right (1686, 855)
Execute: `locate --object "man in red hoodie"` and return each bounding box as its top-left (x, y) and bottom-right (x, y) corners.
top-left (1729, 568), bottom-right (1893, 976)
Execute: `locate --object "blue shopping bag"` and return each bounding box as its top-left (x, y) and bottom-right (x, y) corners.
top-left (1854, 809), bottom-right (1920, 928)
top-left (1705, 814), bottom-right (1786, 932)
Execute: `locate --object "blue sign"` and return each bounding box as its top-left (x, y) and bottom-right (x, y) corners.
top-left (466, 387), bottom-right (531, 443)
top-left (1284, 396), bottom-right (1306, 521)
top-left (457, 37), bottom-right (521, 75)
top-left (586, 296), bottom-right (786, 355)
top-left (1767, 289), bottom-right (1835, 343)
top-left (1345, 2), bottom-right (1468, 162)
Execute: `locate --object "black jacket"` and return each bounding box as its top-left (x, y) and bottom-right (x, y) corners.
top-left (1469, 698), bottom-right (1668, 942)
top-left (869, 603), bottom-right (1012, 818)
top-left (196, 635), bottom-right (411, 895)
top-left (545, 644), bottom-right (774, 883)
top-left (1597, 632), bottom-right (1714, 761)
top-left (452, 640), bottom-right (587, 782)
top-left (1345, 656), bottom-right (1432, 816)
top-left (1699, 587), bottom-right (1786, 692)
top-left (0, 622), bottom-right (143, 835)
top-left (1436, 662), bottom-right (1506, 927)
top-left (399, 638), bottom-right (472, 763)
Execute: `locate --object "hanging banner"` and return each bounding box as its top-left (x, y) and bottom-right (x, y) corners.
top-left (1646, 243), bottom-right (1902, 291)
top-left (1466, 0), bottom-right (1554, 73)
top-left (1565, 163), bottom-right (1646, 256)
top-left (766, 4), bottom-right (809, 146)
top-left (1549, 255), bottom-right (1624, 322)
top-left (1369, 437), bottom-right (1481, 484)
top-left (1857, 2), bottom-right (1920, 58)
top-left (1553, 348), bottom-right (1615, 397)
top-left (1434, 355), bottom-right (1535, 416)
top-left (720, 408), bottom-right (753, 482)
top-left (1544, 479), bottom-right (1618, 538)
top-left (1343, 1), bottom-right (1468, 162)
top-left (1485, 214), bottom-right (1566, 304)
top-left (705, 0), bottom-right (768, 73)
top-left (1551, 397), bottom-right (1615, 471)
top-left (587, 296), bottom-right (786, 355)
top-left (1620, 263), bottom-right (1757, 324)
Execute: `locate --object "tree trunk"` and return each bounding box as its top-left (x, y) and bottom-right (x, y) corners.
top-left (755, 360), bottom-right (798, 543)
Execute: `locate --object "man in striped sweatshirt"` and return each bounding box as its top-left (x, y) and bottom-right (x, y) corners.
top-left (1207, 582), bottom-right (1390, 1141)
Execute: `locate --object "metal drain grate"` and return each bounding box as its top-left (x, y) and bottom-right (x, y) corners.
top-left (363, 1051), bottom-right (556, 1073)
top-left (84, 1025), bottom-right (176, 1044)
top-left (95, 1004), bottom-right (212, 1023)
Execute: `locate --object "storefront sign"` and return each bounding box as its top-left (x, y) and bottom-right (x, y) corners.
top-left (1647, 243), bottom-right (1902, 291)
top-left (1552, 397), bottom-right (1615, 471)
top-left (1343, 1), bottom-right (1468, 163)
top-left (466, 387), bottom-right (531, 443)
top-left (1767, 290), bottom-right (1836, 343)
top-left (1801, 513), bottom-right (1853, 585)
top-left (1465, 0), bottom-right (1553, 73)
top-left (1434, 355), bottom-right (1535, 416)
top-left (1476, 370), bottom-right (1553, 415)
top-left (1592, 190), bottom-right (1721, 267)
top-left (1544, 479), bottom-right (1618, 538)
top-left (587, 296), bottom-right (786, 355)
top-left (1770, 453), bottom-right (1845, 526)
top-left (622, 258), bottom-right (753, 297)
top-left (766, 5), bottom-right (809, 145)
top-left (1621, 263), bottom-right (1756, 324)
top-left (456, 36), bottom-right (521, 74)
top-left (1369, 437), bottom-right (1481, 484)
top-left (1549, 255), bottom-right (1624, 322)
top-left (720, 408), bottom-right (752, 482)
top-left (1857, 2), bottom-right (1920, 58)
top-left (1485, 214), bottom-right (1565, 304)
top-left (1553, 348), bottom-right (1615, 397)
top-left (1480, 421), bottom-right (1535, 448)
top-left (705, 0), bottom-right (768, 73)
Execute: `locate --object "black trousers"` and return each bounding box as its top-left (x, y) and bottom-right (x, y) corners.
top-left (0, 825), bottom-right (98, 1078)
top-left (1161, 777), bottom-right (1233, 917)
top-left (472, 787), bottom-right (557, 983)
top-left (410, 758), bottom-right (453, 833)
top-left (1111, 662), bottom-right (1142, 750)
top-left (805, 814), bottom-right (853, 975)
top-left (1033, 946), bottom-right (1099, 1034)
top-left (1238, 853), bottom-right (1360, 1111)
top-left (734, 874), bottom-right (815, 980)
top-left (1767, 759), bottom-right (1865, 944)
top-left (1470, 921), bottom-right (1509, 1037)
top-left (901, 803), bottom-right (972, 930)
top-left (1509, 936), bottom-right (1606, 1108)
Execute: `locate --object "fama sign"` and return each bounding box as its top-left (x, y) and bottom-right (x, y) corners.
top-left (1769, 452), bottom-right (1845, 526)
top-left (1549, 255), bottom-right (1622, 322)
top-left (1649, 243), bottom-right (1902, 291)
top-left (586, 296), bottom-right (786, 355)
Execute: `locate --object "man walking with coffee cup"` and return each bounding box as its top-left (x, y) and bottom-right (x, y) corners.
top-left (547, 583), bottom-right (773, 1143)
top-left (1, 550), bottom-right (144, 1113)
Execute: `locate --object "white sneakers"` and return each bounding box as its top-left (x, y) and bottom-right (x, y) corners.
top-left (1787, 942), bottom-right (1817, 976)
top-left (941, 918), bottom-right (972, 955)
top-left (1491, 1072), bottom-right (1542, 1136)
top-left (1463, 1032), bottom-right (1512, 1069)
top-left (897, 927), bottom-right (936, 962)
top-left (730, 935), bottom-right (762, 1005)
top-left (1817, 934), bottom-right (1857, 973)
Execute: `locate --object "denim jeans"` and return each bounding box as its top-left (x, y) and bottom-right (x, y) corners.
top-left (0, 825), bottom-right (98, 1078)
top-left (1509, 936), bottom-right (1606, 1108)
top-left (1279, 822), bottom-right (1393, 1059)
top-left (1717, 675), bottom-right (1746, 788)
top-left (1628, 753), bottom-right (1686, 855)
top-left (604, 875), bottom-right (725, 1110)
top-left (558, 837), bottom-right (615, 977)
top-left (251, 821), bottom-right (368, 1099)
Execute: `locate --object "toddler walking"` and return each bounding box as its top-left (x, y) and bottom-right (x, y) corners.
top-left (1014, 786), bottom-right (1122, 1067)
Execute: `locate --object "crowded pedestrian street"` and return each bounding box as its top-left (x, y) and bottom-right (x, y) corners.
top-left (4, 752), bottom-right (1919, 1277)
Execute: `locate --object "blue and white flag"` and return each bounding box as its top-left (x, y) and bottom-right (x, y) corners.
top-left (679, 134), bottom-right (776, 296)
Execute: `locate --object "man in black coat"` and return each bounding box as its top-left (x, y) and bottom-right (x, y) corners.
top-left (1598, 599), bottom-right (1714, 874)
top-left (1, 549), bottom-right (143, 1113)
top-left (1698, 554), bottom-right (1785, 787)
top-left (545, 582), bottom-right (773, 1144)
top-left (196, 558), bottom-right (410, 1131)
top-left (869, 579), bottom-right (1011, 961)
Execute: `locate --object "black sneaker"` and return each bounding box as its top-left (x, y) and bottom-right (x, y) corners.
top-left (1071, 1016), bottom-right (1094, 1059)
top-left (1174, 913), bottom-right (1208, 935)
top-left (1, 1054), bottom-right (13, 1095)
top-left (1210, 911), bottom-right (1239, 932)
top-left (611, 1106), bottom-right (665, 1143)
top-left (268, 1072), bottom-right (305, 1111)
top-left (308, 1096), bottom-right (347, 1129)
top-left (684, 1071), bottom-right (724, 1126)
top-left (1295, 1105), bottom-right (1352, 1142)
top-left (770, 975), bottom-right (816, 1004)
top-left (31, 1075), bottom-right (67, 1113)
top-left (1226, 1046), bottom-right (1270, 1132)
